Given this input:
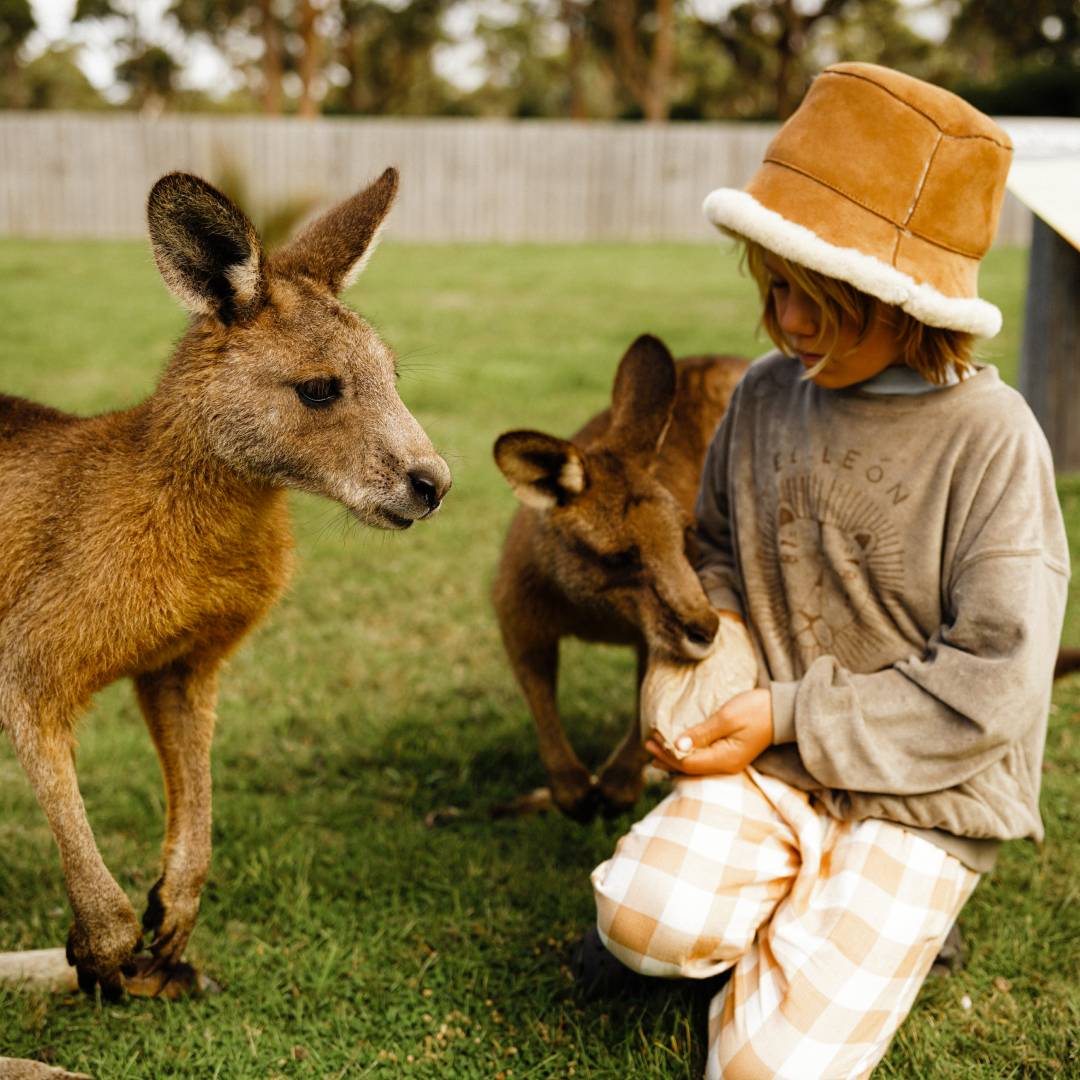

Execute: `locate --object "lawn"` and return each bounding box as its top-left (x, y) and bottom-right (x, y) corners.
top-left (0, 238), bottom-right (1076, 1079)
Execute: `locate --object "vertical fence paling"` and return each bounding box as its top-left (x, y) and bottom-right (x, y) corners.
top-left (0, 112), bottom-right (1033, 244)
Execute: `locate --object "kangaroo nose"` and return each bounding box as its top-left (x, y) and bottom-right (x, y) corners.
top-left (409, 462), bottom-right (451, 512)
top-left (683, 613), bottom-right (719, 648)
top-left (410, 470), bottom-right (439, 511)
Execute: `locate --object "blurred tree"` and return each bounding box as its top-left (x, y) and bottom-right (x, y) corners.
top-left (933, 0), bottom-right (1080, 115)
top-left (697, 0), bottom-right (853, 118)
top-left (328, 0), bottom-right (457, 115)
top-left (459, 0), bottom-right (600, 117)
top-left (10, 0), bottom-right (1071, 119)
top-left (561, 0), bottom-right (588, 117)
top-left (19, 45), bottom-right (108, 109)
top-left (170, 0), bottom-right (336, 116)
top-left (297, 0), bottom-right (319, 117)
top-left (692, 0), bottom-right (933, 119)
top-left (587, 0), bottom-right (681, 120)
top-left (0, 0), bottom-right (35, 106)
top-left (815, 0), bottom-right (934, 75)
top-left (939, 0), bottom-right (1078, 77)
top-left (74, 0), bottom-right (181, 111)
top-left (115, 44), bottom-right (180, 112)
top-left (443, 0), bottom-right (624, 119)
top-left (169, 0), bottom-right (286, 113)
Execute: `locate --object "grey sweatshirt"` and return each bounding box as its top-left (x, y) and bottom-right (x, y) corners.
top-left (695, 352), bottom-right (1070, 872)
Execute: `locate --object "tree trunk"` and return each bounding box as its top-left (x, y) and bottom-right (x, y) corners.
top-left (339, 23), bottom-right (361, 113)
top-left (298, 0), bottom-right (320, 119)
top-left (645, 0), bottom-right (675, 122)
top-left (608, 0), bottom-right (674, 122)
top-left (774, 1), bottom-right (799, 119)
top-left (563, 0), bottom-right (588, 120)
top-left (259, 0), bottom-right (283, 115)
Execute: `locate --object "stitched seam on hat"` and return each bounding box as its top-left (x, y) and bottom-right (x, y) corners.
top-left (903, 132), bottom-right (942, 227)
top-left (762, 157), bottom-right (984, 260)
top-left (828, 69), bottom-right (1012, 149)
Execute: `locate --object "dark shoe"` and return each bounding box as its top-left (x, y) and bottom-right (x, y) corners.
top-left (929, 922), bottom-right (965, 977)
top-left (572, 927), bottom-right (652, 998)
top-left (572, 926), bottom-right (735, 1002)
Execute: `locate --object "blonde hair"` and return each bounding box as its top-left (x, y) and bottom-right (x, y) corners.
top-left (740, 238), bottom-right (975, 384)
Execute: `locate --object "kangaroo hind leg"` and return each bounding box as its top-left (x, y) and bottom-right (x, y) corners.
top-left (134, 657), bottom-right (219, 983)
top-left (4, 695), bottom-right (141, 999)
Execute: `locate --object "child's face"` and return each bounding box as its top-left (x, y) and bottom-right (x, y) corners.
top-left (765, 257), bottom-right (902, 389)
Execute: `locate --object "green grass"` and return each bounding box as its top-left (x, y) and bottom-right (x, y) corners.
top-left (0, 240), bottom-right (1076, 1078)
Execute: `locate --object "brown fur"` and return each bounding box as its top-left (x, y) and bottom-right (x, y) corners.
top-left (0, 169), bottom-right (450, 996)
top-left (1056, 647), bottom-right (1080, 680)
top-left (492, 335), bottom-right (747, 820)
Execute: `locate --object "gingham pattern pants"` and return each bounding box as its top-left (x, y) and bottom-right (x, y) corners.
top-left (591, 768), bottom-right (979, 1080)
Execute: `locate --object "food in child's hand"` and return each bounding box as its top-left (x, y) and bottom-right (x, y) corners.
top-left (641, 613), bottom-right (758, 759)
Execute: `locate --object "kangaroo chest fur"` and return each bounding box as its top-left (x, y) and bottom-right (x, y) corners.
top-left (0, 401), bottom-right (293, 706)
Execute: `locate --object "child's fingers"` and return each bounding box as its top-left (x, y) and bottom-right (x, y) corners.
top-left (644, 739), bottom-right (681, 772)
top-left (674, 740), bottom-right (747, 775)
top-left (673, 709), bottom-right (737, 752)
top-left (646, 735), bottom-right (743, 776)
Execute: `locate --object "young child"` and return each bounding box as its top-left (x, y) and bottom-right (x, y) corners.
top-left (589, 63), bottom-right (1070, 1078)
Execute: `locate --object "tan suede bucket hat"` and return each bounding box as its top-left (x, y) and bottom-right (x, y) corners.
top-left (704, 63), bottom-right (1013, 337)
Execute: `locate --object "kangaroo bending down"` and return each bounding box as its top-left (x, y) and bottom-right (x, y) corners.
top-left (0, 169), bottom-right (450, 997)
top-left (492, 335), bottom-right (746, 821)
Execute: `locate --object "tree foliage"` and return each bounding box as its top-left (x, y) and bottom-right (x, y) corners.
top-left (0, 0), bottom-right (34, 105)
top-left (18, 45), bottom-right (107, 109)
top-left (2, 0), bottom-right (1077, 118)
top-left (326, 0), bottom-right (457, 115)
top-left (934, 0), bottom-right (1080, 117)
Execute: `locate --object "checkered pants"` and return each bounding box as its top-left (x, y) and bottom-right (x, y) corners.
top-left (591, 768), bottom-right (978, 1079)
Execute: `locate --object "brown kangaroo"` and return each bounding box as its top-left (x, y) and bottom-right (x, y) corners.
top-left (0, 169), bottom-right (451, 998)
top-left (492, 335), bottom-right (747, 821)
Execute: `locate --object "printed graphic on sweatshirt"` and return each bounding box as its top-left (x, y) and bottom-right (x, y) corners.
top-left (756, 473), bottom-right (905, 672)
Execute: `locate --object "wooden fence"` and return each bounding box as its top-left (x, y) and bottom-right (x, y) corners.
top-left (0, 112), bottom-right (1065, 245)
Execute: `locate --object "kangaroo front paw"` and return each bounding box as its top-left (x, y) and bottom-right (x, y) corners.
top-left (141, 876), bottom-right (201, 969)
top-left (65, 897), bottom-right (142, 1000)
top-left (550, 769), bottom-right (603, 824)
top-left (596, 765), bottom-right (645, 818)
top-left (122, 954), bottom-right (222, 999)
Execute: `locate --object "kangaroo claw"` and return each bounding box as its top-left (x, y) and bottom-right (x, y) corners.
top-left (121, 956), bottom-right (221, 999)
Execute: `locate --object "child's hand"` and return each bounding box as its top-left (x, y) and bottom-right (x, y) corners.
top-left (645, 688), bottom-right (773, 775)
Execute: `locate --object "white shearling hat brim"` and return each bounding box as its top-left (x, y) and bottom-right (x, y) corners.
top-left (703, 188), bottom-right (1003, 338)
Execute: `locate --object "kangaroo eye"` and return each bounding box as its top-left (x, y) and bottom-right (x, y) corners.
top-left (295, 378), bottom-right (341, 408)
top-left (596, 546), bottom-right (643, 574)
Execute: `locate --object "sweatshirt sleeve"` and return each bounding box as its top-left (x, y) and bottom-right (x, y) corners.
top-left (693, 395), bottom-right (745, 618)
top-left (771, 433), bottom-right (1070, 796)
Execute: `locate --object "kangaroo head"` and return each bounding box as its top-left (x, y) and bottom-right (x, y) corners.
top-left (495, 335), bottom-right (719, 660)
top-left (146, 169), bottom-right (450, 530)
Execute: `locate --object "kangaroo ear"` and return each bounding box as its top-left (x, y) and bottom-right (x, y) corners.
top-left (147, 172), bottom-right (266, 325)
top-left (609, 335), bottom-right (677, 457)
top-left (494, 431), bottom-right (588, 510)
top-left (272, 167), bottom-right (398, 294)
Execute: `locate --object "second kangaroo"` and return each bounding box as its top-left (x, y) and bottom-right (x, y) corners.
top-left (493, 335), bottom-right (746, 821)
top-left (0, 169), bottom-right (450, 997)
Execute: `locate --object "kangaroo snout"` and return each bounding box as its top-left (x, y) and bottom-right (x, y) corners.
top-left (678, 610), bottom-right (721, 660)
top-left (365, 450), bottom-right (451, 530)
top-left (409, 458), bottom-right (452, 516)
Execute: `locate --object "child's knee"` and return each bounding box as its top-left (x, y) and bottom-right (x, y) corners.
top-left (592, 854), bottom-right (748, 978)
top-left (591, 854), bottom-right (673, 973)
